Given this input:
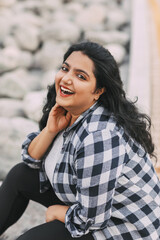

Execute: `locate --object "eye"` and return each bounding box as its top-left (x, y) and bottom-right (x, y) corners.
top-left (61, 66), bottom-right (68, 72)
top-left (77, 74), bottom-right (86, 80)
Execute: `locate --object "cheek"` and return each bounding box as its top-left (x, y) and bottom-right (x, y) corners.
top-left (55, 70), bottom-right (63, 81)
top-left (55, 73), bottom-right (62, 89)
top-left (55, 73), bottom-right (60, 83)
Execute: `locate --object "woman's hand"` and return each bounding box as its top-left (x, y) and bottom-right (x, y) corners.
top-left (28, 104), bottom-right (71, 160)
top-left (46, 205), bottom-right (69, 223)
top-left (46, 103), bottom-right (72, 134)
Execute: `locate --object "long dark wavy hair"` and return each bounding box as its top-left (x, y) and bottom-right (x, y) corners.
top-left (39, 41), bottom-right (155, 159)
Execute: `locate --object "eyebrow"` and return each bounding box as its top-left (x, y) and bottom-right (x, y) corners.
top-left (63, 61), bottom-right (90, 78)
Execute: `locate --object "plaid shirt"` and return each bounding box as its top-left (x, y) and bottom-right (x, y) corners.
top-left (22, 102), bottom-right (160, 240)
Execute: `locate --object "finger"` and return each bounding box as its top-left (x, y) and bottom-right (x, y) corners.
top-left (53, 103), bottom-right (60, 109)
top-left (50, 103), bottom-right (60, 112)
top-left (50, 103), bottom-right (62, 111)
top-left (45, 211), bottom-right (51, 223)
top-left (46, 217), bottom-right (50, 223)
top-left (46, 214), bottom-right (54, 223)
top-left (50, 104), bottom-right (65, 115)
top-left (54, 103), bottom-right (65, 111)
top-left (45, 212), bottom-right (48, 222)
top-left (65, 111), bottom-right (72, 122)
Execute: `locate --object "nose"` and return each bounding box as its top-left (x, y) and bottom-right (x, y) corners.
top-left (61, 71), bottom-right (73, 85)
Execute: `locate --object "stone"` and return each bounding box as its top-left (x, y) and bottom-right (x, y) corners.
top-left (73, 0), bottom-right (115, 6)
top-left (121, 0), bottom-right (131, 20)
top-left (119, 62), bottom-right (129, 91)
top-left (87, 0), bottom-right (111, 4)
top-left (41, 20), bottom-right (80, 42)
top-left (0, 47), bottom-right (32, 73)
top-left (33, 41), bottom-right (68, 70)
top-left (50, 9), bottom-right (70, 22)
top-left (14, 25), bottom-right (40, 51)
top-left (65, 2), bottom-right (83, 15)
top-left (12, 12), bottom-right (43, 28)
top-left (0, 117), bottom-right (38, 179)
top-left (12, 0), bottom-right (62, 16)
top-left (75, 4), bottom-right (107, 31)
top-left (105, 8), bottom-right (129, 30)
top-left (13, 0), bottom-right (43, 14)
top-left (0, 46), bottom-right (21, 73)
top-left (0, 98), bottom-right (25, 117)
top-left (0, 69), bottom-right (41, 99)
top-left (105, 43), bottom-right (126, 64)
top-left (23, 90), bottom-right (47, 122)
top-left (41, 70), bottom-right (56, 89)
top-left (20, 51), bottom-right (33, 68)
top-left (0, 9), bottom-right (12, 42)
top-left (85, 30), bottom-right (130, 46)
top-left (3, 35), bottom-right (18, 47)
top-left (42, 0), bottom-right (63, 11)
top-left (0, 0), bottom-right (16, 7)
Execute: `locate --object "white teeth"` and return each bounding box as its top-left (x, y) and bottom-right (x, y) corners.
top-left (61, 86), bottom-right (74, 94)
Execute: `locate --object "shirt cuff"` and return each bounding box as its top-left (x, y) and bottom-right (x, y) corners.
top-left (21, 132), bottom-right (41, 169)
top-left (65, 204), bottom-right (94, 238)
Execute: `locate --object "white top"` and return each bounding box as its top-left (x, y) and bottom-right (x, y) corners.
top-left (45, 131), bottom-right (64, 185)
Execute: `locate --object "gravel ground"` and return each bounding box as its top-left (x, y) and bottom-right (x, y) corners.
top-left (1, 201), bottom-right (46, 240)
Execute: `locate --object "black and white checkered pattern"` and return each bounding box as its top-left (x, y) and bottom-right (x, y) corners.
top-left (22, 102), bottom-right (160, 239)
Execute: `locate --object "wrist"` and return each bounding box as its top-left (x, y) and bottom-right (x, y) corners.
top-left (44, 126), bottom-right (58, 137)
top-left (46, 205), bottom-right (69, 223)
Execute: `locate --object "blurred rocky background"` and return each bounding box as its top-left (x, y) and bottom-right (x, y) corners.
top-left (0, 0), bottom-right (131, 239)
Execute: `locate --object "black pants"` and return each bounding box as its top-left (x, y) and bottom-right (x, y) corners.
top-left (0, 163), bottom-right (94, 240)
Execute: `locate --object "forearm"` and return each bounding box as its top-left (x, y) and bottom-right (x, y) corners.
top-left (28, 104), bottom-right (72, 160)
top-left (28, 127), bottom-right (58, 160)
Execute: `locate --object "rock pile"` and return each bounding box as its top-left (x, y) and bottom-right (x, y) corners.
top-left (0, 0), bottom-right (131, 239)
top-left (0, 0), bottom-right (130, 178)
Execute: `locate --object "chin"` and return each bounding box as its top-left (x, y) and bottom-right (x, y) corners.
top-left (55, 96), bottom-right (62, 105)
top-left (56, 98), bottom-right (67, 109)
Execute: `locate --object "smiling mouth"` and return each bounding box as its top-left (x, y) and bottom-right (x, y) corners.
top-left (60, 86), bottom-right (74, 95)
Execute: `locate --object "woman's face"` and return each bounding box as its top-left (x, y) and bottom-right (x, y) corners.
top-left (55, 51), bottom-right (104, 116)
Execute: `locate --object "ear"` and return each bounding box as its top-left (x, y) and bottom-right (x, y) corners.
top-left (94, 87), bottom-right (105, 100)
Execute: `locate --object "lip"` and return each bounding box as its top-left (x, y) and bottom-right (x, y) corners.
top-left (60, 85), bottom-right (74, 92)
top-left (59, 85), bottom-right (75, 97)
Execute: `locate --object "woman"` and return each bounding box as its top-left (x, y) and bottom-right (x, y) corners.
top-left (0, 41), bottom-right (160, 240)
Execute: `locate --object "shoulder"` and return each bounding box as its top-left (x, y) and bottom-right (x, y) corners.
top-left (76, 105), bottom-right (124, 144)
top-left (77, 105), bottom-right (141, 152)
top-left (84, 105), bottom-right (119, 134)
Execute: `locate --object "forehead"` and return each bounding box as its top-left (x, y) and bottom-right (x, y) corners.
top-left (65, 51), bottom-right (95, 73)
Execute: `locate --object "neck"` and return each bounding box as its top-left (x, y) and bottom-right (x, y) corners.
top-left (69, 114), bottom-right (80, 126)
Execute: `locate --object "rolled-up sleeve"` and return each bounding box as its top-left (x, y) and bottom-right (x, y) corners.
top-left (65, 129), bottom-right (126, 237)
top-left (21, 131), bottom-right (41, 169)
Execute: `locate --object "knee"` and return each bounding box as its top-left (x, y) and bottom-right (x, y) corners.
top-left (16, 231), bottom-right (30, 240)
top-left (16, 226), bottom-right (41, 240)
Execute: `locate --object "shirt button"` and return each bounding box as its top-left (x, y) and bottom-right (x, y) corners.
top-left (63, 132), bottom-right (67, 138)
top-left (138, 149), bottom-right (145, 158)
top-left (115, 126), bottom-right (119, 131)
